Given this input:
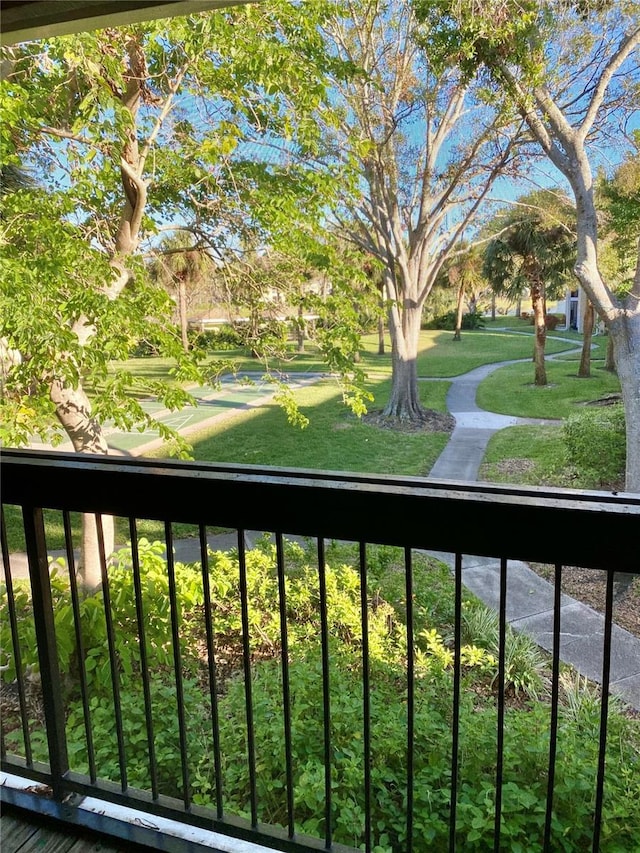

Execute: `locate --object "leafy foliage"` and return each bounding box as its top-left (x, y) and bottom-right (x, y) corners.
top-left (425, 309), bottom-right (486, 331)
top-left (563, 404), bottom-right (626, 487)
top-left (1, 1), bottom-right (365, 450)
top-left (2, 537), bottom-right (638, 850)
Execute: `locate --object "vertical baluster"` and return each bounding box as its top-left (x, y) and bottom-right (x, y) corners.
top-left (592, 568), bottom-right (615, 852)
top-left (22, 506), bottom-right (68, 798)
top-left (96, 513), bottom-right (127, 792)
top-left (405, 546), bottom-right (414, 853)
top-left (359, 542), bottom-right (371, 853)
top-left (275, 533), bottom-right (295, 837)
top-left (543, 562), bottom-right (563, 852)
top-left (165, 522), bottom-right (191, 811)
top-left (64, 511), bottom-right (96, 783)
top-left (493, 556), bottom-right (507, 852)
top-left (317, 537), bottom-right (332, 849)
top-left (238, 529), bottom-right (258, 828)
top-left (449, 552), bottom-right (463, 852)
top-left (199, 524), bottom-right (224, 820)
top-left (129, 518), bottom-right (159, 801)
top-left (1, 507), bottom-right (33, 766)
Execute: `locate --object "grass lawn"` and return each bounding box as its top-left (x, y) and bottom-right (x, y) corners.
top-left (173, 377), bottom-right (451, 476)
top-left (479, 425), bottom-right (571, 487)
top-left (4, 378), bottom-right (450, 553)
top-left (353, 329), bottom-right (576, 378)
top-left (6, 326), bottom-right (610, 552)
top-left (110, 328), bottom-right (577, 391)
top-left (476, 360), bottom-right (621, 419)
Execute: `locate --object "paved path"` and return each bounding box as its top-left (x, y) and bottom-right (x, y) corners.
top-left (429, 359), bottom-right (561, 481)
top-left (424, 344), bottom-right (640, 710)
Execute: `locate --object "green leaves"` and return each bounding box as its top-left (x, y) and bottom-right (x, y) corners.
top-left (413, 0), bottom-right (544, 82)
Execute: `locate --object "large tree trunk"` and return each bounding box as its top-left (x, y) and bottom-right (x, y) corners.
top-left (50, 380), bottom-right (114, 591)
top-left (383, 299), bottom-right (426, 419)
top-left (569, 172), bottom-right (640, 491)
top-left (531, 280), bottom-right (547, 386)
top-left (578, 298), bottom-right (594, 378)
top-left (377, 315), bottom-right (385, 355)
top-left (377, 283), bottom-right (385, 354)
top-left (610, 315), bottom-right (640, 491)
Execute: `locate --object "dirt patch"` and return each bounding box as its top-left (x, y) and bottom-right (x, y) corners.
top-left (493, 458), bottom-right (536, 477)
top-left (528, 562), bottom-right (640, 639)
top-left (582, 393), bottom-right (622, 406)
top-left (362, 409), bottom-right (455, 433)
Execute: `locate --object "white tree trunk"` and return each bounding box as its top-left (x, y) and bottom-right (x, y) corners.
top-left (610, 316), bottom-right (640, 492)
top-left (50, 379), bottom-right (114, 590)
top-left (569, 170), bottom-right (640, 492)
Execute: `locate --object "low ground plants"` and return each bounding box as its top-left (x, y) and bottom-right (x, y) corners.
top-left (563, 404), bottom-right (626, 487)
top-left (2, 538), bottom-right (638, 851)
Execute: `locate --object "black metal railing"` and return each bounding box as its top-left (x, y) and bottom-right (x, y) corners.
top-left (1, 448), bottom-right (639, 853)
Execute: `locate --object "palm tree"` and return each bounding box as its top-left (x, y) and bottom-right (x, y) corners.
top-left (483, 191), bottom-right (576, 386)
top-left (149, 233), bottom-right (211, 352)
top-left (444, 246), bottom-right (488, 341)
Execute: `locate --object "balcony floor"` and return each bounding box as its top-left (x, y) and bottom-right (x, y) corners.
top-left (0, 805), bottom-right (148, 853)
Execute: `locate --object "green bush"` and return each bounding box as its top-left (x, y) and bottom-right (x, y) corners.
top-left (563, 404), bottom-right (626, 486)
top-left (189, 325), bottom-right (243, 351)
top-left (424, 309), bottom-right (486, 331)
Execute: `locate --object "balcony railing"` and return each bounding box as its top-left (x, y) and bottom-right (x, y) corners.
top-left (1, 448), bottom-right (639, 852)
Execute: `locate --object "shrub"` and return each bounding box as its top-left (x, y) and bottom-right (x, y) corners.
top-left (526, 314), bottom-right (562, 330)
top-left (563, 404), bottom-right (626, 486)
top-left (461, 604), bottom-right (547, 699)
top-left (424, 309), bottom-right (486, 331)
top-left (189, 325), bottom-right (243, 351)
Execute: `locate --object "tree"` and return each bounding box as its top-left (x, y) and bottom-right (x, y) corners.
top-left (0, 1), bottom-right (347, 585)
top-left (483, 190), bottom-right (576, 385)
top-left (442, 245), bottom-right (488, 340)
top-left (596, 141), bottom-right (640, 377)
top-left (318, 0), bottom-right (519, 423)
top-left (148, 233), bottom-right (214, 352)
top-left (413, 0), bottom-right (640, 488)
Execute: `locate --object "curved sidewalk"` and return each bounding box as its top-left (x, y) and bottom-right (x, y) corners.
top-left (429, 359), bottom-right (561, 481)
top-left (424, 356), bottom-right (640, 710)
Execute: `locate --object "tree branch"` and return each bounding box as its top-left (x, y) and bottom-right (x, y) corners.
top-left (577, 25), bottom-right (640, 143)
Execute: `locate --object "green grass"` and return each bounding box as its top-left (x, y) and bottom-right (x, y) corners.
top-left (476, 361), bottom-right (621, 419)
top-left (111, 328), bottom-right (577, 391)
top-left (7, 326), bottom-right (611, 553)
top-left (479, 425), bottom-right (571, 487)
top-left (176, 377), bottom-right (452, 476)
top-left (1, 505), bottom-right (203, 557)
top-left (359, 329), bottom-right (575, 378)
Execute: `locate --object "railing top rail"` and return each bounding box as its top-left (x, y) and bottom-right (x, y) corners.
top-left (2, 448), bottom-right (639, 572)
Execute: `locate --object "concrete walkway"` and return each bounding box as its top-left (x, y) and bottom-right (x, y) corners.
top-left (429, 359), bottom-right (561, 481)
top-left (424, 349), bottom-right (640, 710)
